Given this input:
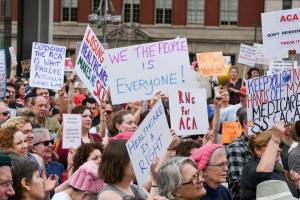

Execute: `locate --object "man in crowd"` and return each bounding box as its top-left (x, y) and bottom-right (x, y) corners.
top-left (0, 153), bottom-right (15, 199)
top-left (0, 102), bottom-right (10, 125)
top-left (5, 83), bottom-right (23, 109)
top-left (83, 97), bottom-right (99, 127)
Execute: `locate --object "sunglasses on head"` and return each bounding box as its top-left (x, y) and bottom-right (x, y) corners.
top-left (0, 111), bottom-right (10, 116)
top-left (34, 140), bottom-right (54, 146)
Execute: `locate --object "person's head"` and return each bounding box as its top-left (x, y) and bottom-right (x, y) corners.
top-left (0, 153), bottom-right (15, 200)
top-left (237, 108), bottom-right (248, 135)
top-left (0, 102), bottom-right (10, 123)
top-left (229, 66), bottom-right (239, 80)
top-left (156, 157), bottom-right (206, 200)
top-left (83, 98), bottom-right (97, 117)
top-left (32, 96), bottom-right (48, 119)
top-left (247, 67), bottom-right (260, 79)
top-left (99, 140), bottom-right (133, 184)
top-left (71, 106), bottom-right (92, 130)
top-left (73, 143), bottom-right (103, 173)
top-left (0, 127), bottom-right (27, 156)
top-left (32, 128), bottom-right (54, 162)
top-left (111, 110), bottom-right (137, 136)
top-left (24, 93), bottom-right (36, 109)
top-left (9, 154), bottom-right (44, 200)
top-left (176, 141), bottom-right (201, 157)
top-left (220, 89), bottom-right (230, 103)
top-left (249, 130), bottom-right (280, 160)
top-left (238, 86), bottom-right (247, 108)
top-left (15, 82), bottom-right (25, 98)
top-left (105, 104), bottom-right (114, 120)
top-left (34, 88), bottom-right (49, 101)
top-left (5, 83), bottom-right (16, 104)
top-left (2, 117), bottom-right (34, 149)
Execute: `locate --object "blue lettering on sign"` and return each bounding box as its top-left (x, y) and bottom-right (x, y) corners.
top-left (116, 73), bottom-right (178, 96)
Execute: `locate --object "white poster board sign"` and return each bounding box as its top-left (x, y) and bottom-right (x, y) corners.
top-left (106, 38), bottom-right (197, 105)
top-left (246, 68), bottom-right (300, 135)
top-left (253, 43), bottom-right (270, 65)
top-left (169, 88), bottom-right (209, 136)
top-left (9, 47), bottom-right (17, 65)
top-left (75, 25), bottom-right (108, 104)
top-left (0, 49), bottom-right (6, 99)
top-left (62, 114), bottom-right (82, 149)
top-left (268, 60), bottom-right (293, 75)
top-left (29, 42), bottom-right (66, 90)
top-left (237, 44), bottom-right (257, 66)
top-left (262, 8), bottom-right (300, 59)
top-left (126, 100), bottom-right (172, 186)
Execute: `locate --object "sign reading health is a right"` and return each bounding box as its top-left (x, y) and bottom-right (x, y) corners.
top-left (106, 38), bottom-right (197, 105)
top-left (262, 8), bottom-right (300, 59)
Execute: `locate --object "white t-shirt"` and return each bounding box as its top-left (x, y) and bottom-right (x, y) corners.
top-left (51, 192), bottom-right (72, 200)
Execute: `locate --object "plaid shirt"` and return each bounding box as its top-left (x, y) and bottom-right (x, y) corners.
top-left (227, 134), bottom-right (251, 200)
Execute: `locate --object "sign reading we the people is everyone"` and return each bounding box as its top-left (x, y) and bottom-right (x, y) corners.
top-left (126, 100), bottom-right (172, 186)
top-left (106, 37), bottom-right (197, 105)
top-left (246, 68), bottom-right (300, 135)
top-left (29, 42), bottom-right (66, 90)
top-left (75, 25), bottom-right (108, 104)
top-left (169, 88), bottom-right (209, 136)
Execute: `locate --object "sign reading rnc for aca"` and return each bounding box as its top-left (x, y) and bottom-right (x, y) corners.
top-left (106, 37), bottom-right (197, 105)
top-left (126, 100), bottom-right (172, 186)
top-left (246, 67), bottom-right (300, 135)
top-left (29, 42), bottom-right (66, 90)
top-left (75, 25), bottom-right (108, 104)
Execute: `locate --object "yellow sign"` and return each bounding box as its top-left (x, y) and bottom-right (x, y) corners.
top-left (197, 52), bottom-right (226, 76)
top-left (222, 122), bottom-right (243, 144)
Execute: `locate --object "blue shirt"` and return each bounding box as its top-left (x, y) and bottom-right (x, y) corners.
top-left (202, 184), bottom-right (232, 200)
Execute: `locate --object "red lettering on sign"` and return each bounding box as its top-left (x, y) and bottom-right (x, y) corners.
top-left (280, 14), bottom-right (299, 22)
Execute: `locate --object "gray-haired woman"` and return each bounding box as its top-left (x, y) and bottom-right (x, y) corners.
top-left (156, 157), bottom-right (206, 200)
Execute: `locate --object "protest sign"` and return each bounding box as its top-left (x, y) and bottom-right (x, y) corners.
top-left (75, 25), bottom-right (108, 104)
top-left (9, 47), bottom-right (17, 66)
top-left (106, 37), bottom-right (197, 105)
top-left (21, 59), bottom-right (31, 78)
top-left (196, 52), bottom-right (226, 76)
top-left (253, 43), bottom-right (270, 65)
top-left (62, 114), bottom-right (82, 149)
top-left (29, 42), bottom-right (66, 90)
top-left (237, 44), bottom-right (257, 67)
top-left (64, 57), bottom-right (74, 71)
top-left (221, 122), bottom-right (243, 144)
top-left (268, 60), bottom-right (293, 75)
top-left (261, 8), bottom-right (300, 59)
top-left (169, 88), bottom-right (209, 136)
top-left (246, 67), bottom-right (300, 135)
top-left (126, 100), bottom-right (172, 186)
top-left (0, 49), bottom-right (6, 98)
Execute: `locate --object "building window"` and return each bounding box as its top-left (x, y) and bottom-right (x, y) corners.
top-left (124, 0), bottom-right (140, 23)
top-left (62, 0), bottom-right (78, 22)
top-left (156, 0), bottom-right (172, 24)
top-left (283, 0), bottom-right (292, 10)
top-left (187, 0), bottom-right (205, 24)
top-left (220, 0), bottom-right (238, 25)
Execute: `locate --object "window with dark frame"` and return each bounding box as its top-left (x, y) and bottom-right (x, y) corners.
top-left (155, 0), bottom-right (172, 24)
top-left (124, 0), bottom-right (140, 23)
top-left (283, 0), bottom-right (292, 10)
top-left (220, 0), bottom-right (238, 25)
top-left (187, 0), bottom-right (205, 24)
top-left (62, 0), bottom-right (78, 22)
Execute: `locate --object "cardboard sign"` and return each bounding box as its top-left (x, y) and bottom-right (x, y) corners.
top-left (222, 122), bottom-right (243, 144)
top-left (126, 100), bottom-right (172, 186)
top-left (64, 57), bottom-right (74, 71)
top-left (0, 49), bottom-right (6, 98)
top-left (246, 68), bottom-right (300, 135)
top-left (268, 60), bottom-right (293, 75)
top-left (62, 114), bottom-right (82, 149)
top-left (169, 88), bottom-right (209, 136)
top-left (29, 42), bottom-right (66, 90)
top-left (9, 47), bottom-right (17, 65)
top-left (75, 25), bottom-right (108, 104)
top-left (261, 8), bottom-right (300, 59)
top-left (237, 44), bottom-right (257, 67)
top-left (196, 52), bottom-right (226, 76)
top-left (106, 37), bottom-right (197, 105)
top-left (253, 43), bottom-right (270, 65)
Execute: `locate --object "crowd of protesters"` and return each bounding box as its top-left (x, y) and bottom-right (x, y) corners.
top-left (1, 64), bottom-right (300, 200)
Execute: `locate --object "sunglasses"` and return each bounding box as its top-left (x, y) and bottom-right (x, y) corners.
top-left (34, 140), bottom-right (54, 146)
top-left (0, 111), bottom-right (10, 116)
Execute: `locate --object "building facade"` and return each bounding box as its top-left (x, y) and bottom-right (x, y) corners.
top-left (10, 0), bottom-right (298, 64)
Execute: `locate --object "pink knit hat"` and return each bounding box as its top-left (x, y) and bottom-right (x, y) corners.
top-left (69, 160), bottom-right (106, 193)
top-left (190, 144), bottom-right (224, 171)
top-left (109, 132), bottom-right (134, 142)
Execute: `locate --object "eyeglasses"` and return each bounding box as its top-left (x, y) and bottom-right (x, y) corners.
top-left (34, 140), bottom-right (54, 146)
top-left (0, 111), bottom-right (10, 116)
top-left (284, 123), bottom-right (293, 129)
top-left (208, 162), bottom-right (228, 169)
top-left (180, 171), bottom-right (203, 186)
top-left (0, 180), bottom-right (14, 190)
